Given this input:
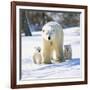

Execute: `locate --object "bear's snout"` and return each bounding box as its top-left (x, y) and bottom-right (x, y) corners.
top-left (38, 49), bottom-right (40, 52)
top-left (48, 36), bottom-right (51, 40)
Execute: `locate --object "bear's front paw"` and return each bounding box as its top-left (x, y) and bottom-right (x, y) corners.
top-left (42, 60), bottom-right (52, 64)
top-left (54, 57), bottom-right (65, 63)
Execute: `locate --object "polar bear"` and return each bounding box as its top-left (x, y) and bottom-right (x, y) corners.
top-left (64, 45), bottom-right (72, 60)
top-left (41, 21), bottom-right (64, 64)
top-left (32, 47), bottom-right (42, 64)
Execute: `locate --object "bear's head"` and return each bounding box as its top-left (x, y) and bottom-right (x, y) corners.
top-left (42, 21), bottom-right (60, 41)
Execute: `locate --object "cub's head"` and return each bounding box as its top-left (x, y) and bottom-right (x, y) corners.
top-left (64, 45), bottom-right (71, 52)
top-left (33, 46), bottom-right (41, 54)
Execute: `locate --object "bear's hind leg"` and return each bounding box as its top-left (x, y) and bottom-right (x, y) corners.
top-left (54, 48), bottom-right (64, 63)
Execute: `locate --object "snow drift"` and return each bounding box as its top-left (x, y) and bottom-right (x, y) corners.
top-left (21, 27), bottom-right (81, 80)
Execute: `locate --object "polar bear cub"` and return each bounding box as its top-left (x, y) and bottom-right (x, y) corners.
top-left (32, 47), bottom-right (42, 64)
top-left (64, 45), bottom-right (72, 60)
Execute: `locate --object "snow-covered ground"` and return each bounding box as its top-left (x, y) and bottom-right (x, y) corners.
top-left (21, 27), bottom-right (81, 81)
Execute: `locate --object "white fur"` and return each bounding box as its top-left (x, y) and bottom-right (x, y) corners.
top-left (32, 47), bottom-right (42, 64)
top-left (41, 21), bottom-right (64, 64)
top-left (64, 45), bottom-right (72, 60)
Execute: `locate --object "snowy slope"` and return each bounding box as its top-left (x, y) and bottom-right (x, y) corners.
top-left (21, 27), bottom-right (81, 80)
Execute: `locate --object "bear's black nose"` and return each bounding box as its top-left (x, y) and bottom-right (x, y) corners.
top-left (38, 49), bottom-right (40, 52)
top-left (48, 36), bottom-right (51, 40)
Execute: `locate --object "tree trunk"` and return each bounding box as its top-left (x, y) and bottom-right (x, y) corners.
top-left (24, 11), bottom-right (32, 36)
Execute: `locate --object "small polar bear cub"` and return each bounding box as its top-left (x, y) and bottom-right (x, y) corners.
top-left (64, 45), bottom-right (72, 60)
top-left (32, 47), bottom-right (42, 64)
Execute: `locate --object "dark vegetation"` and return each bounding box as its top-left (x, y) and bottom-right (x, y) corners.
top-left (20, 9), bottom-right (80, 36)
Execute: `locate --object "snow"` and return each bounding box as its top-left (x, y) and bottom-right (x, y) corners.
top-left (21, 27), bottom-right (81, 81)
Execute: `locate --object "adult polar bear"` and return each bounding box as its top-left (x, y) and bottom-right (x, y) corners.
top-left (41, 21), bottom-right (64, 64)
